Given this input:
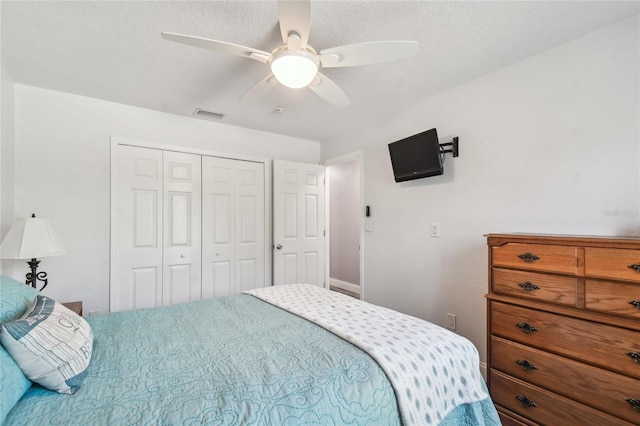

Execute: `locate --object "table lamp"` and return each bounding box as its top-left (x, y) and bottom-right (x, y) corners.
top-left (0, 214), bottom-right (67, 291)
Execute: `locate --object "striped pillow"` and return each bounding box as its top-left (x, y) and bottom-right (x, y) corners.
top-left (1, 295), bottom-right (93, 394)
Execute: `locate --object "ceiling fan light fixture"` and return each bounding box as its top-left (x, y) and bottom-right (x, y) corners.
top-left (270, 49), bottom-right (319, 89)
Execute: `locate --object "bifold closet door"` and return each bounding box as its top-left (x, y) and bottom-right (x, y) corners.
top-left (113, 146), bottom-right (163, 311)
top-left (201, 156), bottom-right (265, 298)
top-left (113, 146), bottom-right (202, 312)
top-left (162, 151), bottom-right (202, 306)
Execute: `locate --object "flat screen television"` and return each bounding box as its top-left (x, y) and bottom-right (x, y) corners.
top-left (388, 128), bottom-right (443, 182)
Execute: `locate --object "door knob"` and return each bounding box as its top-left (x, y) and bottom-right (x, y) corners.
top-left (275, 244), bottom-right (283, 250)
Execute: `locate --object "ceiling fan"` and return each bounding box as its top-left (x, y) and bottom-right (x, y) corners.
top-left (161, 0), bottom-right (418, 108)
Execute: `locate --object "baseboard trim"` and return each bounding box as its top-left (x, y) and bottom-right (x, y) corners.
top-left (480, 362), bottom-right (487, 382)
top-left (329, 278), bottom-right (360, 295)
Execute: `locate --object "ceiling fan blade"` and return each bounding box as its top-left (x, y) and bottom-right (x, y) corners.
top-left (308, 73), bottom-right (350, 108)
top-left (240, 74), bottom-right (279, 102)
top-left (161, 32), bottom-right (269, 63)
top-left (278, 0), bottom-right (311, 49)
top-left (319, 41), bottom-right (418, 68)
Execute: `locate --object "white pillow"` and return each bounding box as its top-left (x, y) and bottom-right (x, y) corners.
top-left (1, 295), bottom-right (93, 394)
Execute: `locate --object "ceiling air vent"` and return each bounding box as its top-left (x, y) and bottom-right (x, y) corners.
top-left (192, 108), bottom-right (226, 121)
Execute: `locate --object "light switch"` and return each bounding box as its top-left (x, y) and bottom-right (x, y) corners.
top-left (430, 222), bottom-right (440, 238)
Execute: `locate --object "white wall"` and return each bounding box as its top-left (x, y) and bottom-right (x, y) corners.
top-left (329, 159), bottom-right (361, 286)
top-left (8, 85), bottom-right (320, 313)
top-left (0, 66), bottom-right (16, 276)
top-left (321, 15), bottom-right (640, 364)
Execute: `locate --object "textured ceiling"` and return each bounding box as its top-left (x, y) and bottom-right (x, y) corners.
top-left (2, 1), bottom-right (638, 143)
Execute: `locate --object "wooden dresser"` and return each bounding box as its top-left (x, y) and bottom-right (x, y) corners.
top-left (486, 234), bottom-right (640, 425)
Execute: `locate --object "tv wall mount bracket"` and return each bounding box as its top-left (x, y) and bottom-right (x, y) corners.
top-left (439, 137), bottom-right (459, 158)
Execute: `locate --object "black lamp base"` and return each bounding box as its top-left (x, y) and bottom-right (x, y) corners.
top-left (25, 258), bottom-right (48, 291)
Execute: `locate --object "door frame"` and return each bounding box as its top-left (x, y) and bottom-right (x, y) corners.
top-left (324, 150), bottom-right (364, 299)
top-left (109, 137), bottom-right (272, 311)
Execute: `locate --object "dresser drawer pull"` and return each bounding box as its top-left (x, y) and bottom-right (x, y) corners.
top-left (518, 281), bottom-right (540, 292)
top-left (627, 352), bottom-right (640, 363)
top-left (629, 300), bottom-right (640, 310)
top-left (625, 398), bottom-right (640, 412)
top-left (518, 252), bottom-right (540, 263)
top-left (515, 395), bottom-right (538, 409)
top-left (516, 322), bottom-right (538, 334)
top-left (516, 359), bottom-right (538, 372)
top-left (628, 264), bottom-right (640, 273)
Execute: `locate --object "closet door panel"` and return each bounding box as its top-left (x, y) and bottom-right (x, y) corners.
top-left (238, 259), bottom-right (257, 292)
top-left (202, 157), bottom-right (265, 298)
top-left (130, 267), bottom-right (159, 310)
top-left (202, 159), bottom-right (235, 297)
top-left (235, 162), bottom-right (265, 292)
top-left (203, 261), bottom-right (232, 299)
top-left (212, 194), bottom-right (232, 246)
top-left (165, 264), bottom-right (193, 305)
top-left (134, 190), bottom-right (159, 247)
top-left (114, 146), bottom-right (163, 312)
top-left (163, 152), bottom-right (202, 305)
top-left (168, 192), bottom-right (190, 245)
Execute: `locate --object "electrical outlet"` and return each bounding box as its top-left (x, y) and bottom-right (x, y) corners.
top-left (430, 222), bottom-right (440, 238)
top-left (446, 313), bottom-right (456, 331)
top-left (88, 310), bottom-right (102, 316)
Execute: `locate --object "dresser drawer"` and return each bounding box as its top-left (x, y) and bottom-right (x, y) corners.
top-left (490, 301), bottom-right (640, 379)
top-left (585, 280), bottom-right (640, 319)
top-left (492, 243), bottom-right (577, 274)
top-left (490, 370), bottom-right (635, 426)
top-left (492, 268), bottom-right (577, 306)
top-left (585, 248), bottom-right (640, 282)
top-left (491, 336), bottom-right (640, 423)
top-left (496, 410), bottom-right (531, 426)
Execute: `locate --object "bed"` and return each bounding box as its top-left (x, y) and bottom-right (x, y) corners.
top-left (1, 276), bottom-right (499, 425)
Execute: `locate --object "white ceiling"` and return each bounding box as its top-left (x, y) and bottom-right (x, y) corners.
top-left (2, 1), bottom-right (638, 143)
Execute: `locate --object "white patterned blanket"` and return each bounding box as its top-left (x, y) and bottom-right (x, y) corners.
top-left (245, 284), bottom-right (489, 425)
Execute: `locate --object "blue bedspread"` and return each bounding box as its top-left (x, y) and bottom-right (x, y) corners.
top-left (5, 293), bottom-right (498, 425)
top-left (247, 285), bottom-right (499, 425)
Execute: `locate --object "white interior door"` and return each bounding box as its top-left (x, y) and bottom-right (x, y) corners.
top-left (113, 145), bottom-right (163, 312)
top-left (273, 160), bottom-right (325, 286)
top-left (201, 156), bottom-right (265, 298)
top-left (162, 151), bottom-right (202, 306)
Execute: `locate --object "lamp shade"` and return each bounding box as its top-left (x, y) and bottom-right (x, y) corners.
top-left (0, 216), bottom-right (68, 260)
top-left (270, 49), bottom-right (319, 89)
